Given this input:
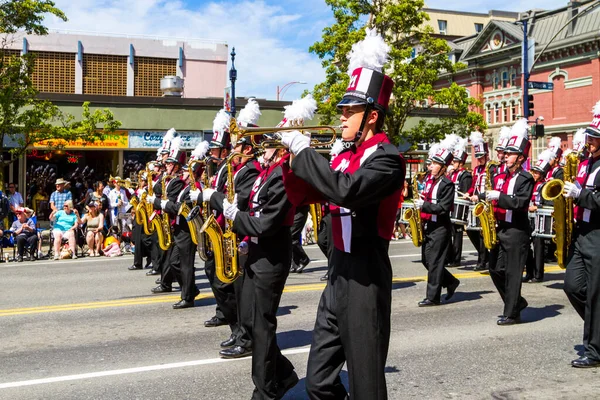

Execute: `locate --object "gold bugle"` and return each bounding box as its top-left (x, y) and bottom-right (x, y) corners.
top-left (229, 117), bottom-right (340, 149)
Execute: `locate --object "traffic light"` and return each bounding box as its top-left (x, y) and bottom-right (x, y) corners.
top-left (535, 124), bottom-right (545, 138)
top-left (527, 95), bottom-right (534, 117)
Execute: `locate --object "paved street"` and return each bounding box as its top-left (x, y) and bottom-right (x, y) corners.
top-left (1, 239), bottom-right (599, 399)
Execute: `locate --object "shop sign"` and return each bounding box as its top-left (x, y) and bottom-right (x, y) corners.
top-left (128, 131), bottom-right (207, 149)
top-left (32, 131), bottom-right (128, 149)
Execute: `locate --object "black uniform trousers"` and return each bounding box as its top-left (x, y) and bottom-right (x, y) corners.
top-left (233, 253), bottom-right (252, 349)
top-left (317, 213), bottom-right (333, 261)
top-left (306, 237), bottom-right (391, 400)
top-left (150, 229), bottom-right (166, 274)
top-left (291, 205), bottom-right (310, 267)
top-left (422, 221), bottom-right (459, 302)
top-left (466, 229), bottom-right (489, 267)
top-left (488, 225), bottom-right (529, 319)
top-left (166, 230), bottom-right (198, 302)
top-left (525, 236), bottom-right (545, 280)
top-left (241, 232), bottom-right (294, 400)
top-left (447, 223), bottom-right (464, 266)
top-left (132, 220), bottom-right (152, 268)
top-left (204, 255), bottom-right (237, 327)
top-left (564, 227), bottom-right (600, 361)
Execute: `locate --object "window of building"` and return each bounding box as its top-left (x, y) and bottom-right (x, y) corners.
top-left (83, 54), bottom-right (127, 96)
top-left (503, 104), bottom-right (509, 122)
top-left (511, 102), bottom-right (518, 120)
top-left (486, 106), bottom-right (492, 124)
top-left (495, 104), bottom-right (500, 124)
top-left (475, 23), bottom-right (484, 33)
top-left (134, 57), bottom-right (177, 97)
top-left (502, 71), bottom-right (509, 88)
top-left (30, 51), bottom-right (75, 94)
top-left (438, 20), bottom-right (447, 35)
top-left (493, 72), bottom-right (500, 90)
top-left (510, 67), bottom-right (517, 87)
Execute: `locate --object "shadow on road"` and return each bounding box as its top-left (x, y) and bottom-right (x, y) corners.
top-left (546, 282), bottom-right (564, 290)
top-left (522, 304), bottom-right (563, 323)
top-left (392, 281), bottom-right (417, 290)
top-left (284, 371), bottom-right (349, 399)
top-left (277, 329), bottom-right (313, 350)
top-left (448, 290), bottom-right (494, 304)
top-left (277, 305), bottom-right (298, 317)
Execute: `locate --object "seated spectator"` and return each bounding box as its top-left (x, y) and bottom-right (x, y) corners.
top-left (50, 200), bottom-right (81, 260)
top-left (32, 186), bottom-right (49, 216)
top-left (10, 207), bottom-right (39, 262)
top-left (80, 202), bottom-right (104, 257)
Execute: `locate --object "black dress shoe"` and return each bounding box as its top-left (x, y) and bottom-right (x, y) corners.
top-left (473, 264), bottom-right (488, 271)
top-left (151, 285), bottom-right (172, 293)
top-left (219, 346), bottom-right (252, 359)
top-left (204, 316), bottom-right (228, 327)
top-left (289, 265), bottom-right (297, 273)
top-left (294, 261), bottom-right (309, 273)
top-left (320, 273), bottom-right (329, 282)
top-left (128, 265), bottom-right (142, 270)
top-left (17, 256), bottom-right (23, 262)
top-left (155, 278), bottom-right (161, 285)
top-left (144, 262), bottom-right (153, 269)
top-left (571, 356), bottom-right (600, 368)
top-left (220, 334), bottom-right (237, 348)
top-left (146, 269), bottom-right (160, 276)
top-left (418, 299), bottom-right (440, 307)
top-left (172, 299), bottom-right (194, 309)
top-left (530, 277), bottom-right (543, 283)
top-left (522, 275), bottom-right (532, 283)
top-left (276, 371), bottom-right (299, 399)
top-left (446, 280), bottom-right (460, 301)
top-left (497, 316), bottom-right (520, 326)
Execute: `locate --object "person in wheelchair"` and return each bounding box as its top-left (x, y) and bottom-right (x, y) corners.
top-left (49, 200), bottom-right (81, 260)
top-left (10, 207), bottom-right (39, 262)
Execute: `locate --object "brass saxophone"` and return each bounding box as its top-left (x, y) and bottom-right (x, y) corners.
top-left (473, 161), bottom-right (499, 250)
top-left (309, 203), bottom-right (322, 242)
top-left (132, 170), bottom-right (146, 226)
top-left (178, 160), bottom-right (210, 260)
top-left (541, 151), bottom-right (580, 269)
top-left (403, 172), bottom-right (425, 247)
top-left (153, 174), bottom-right (174, 251)
top-left (141, 164), bottom-right (157, 235)
top-left (200, 153), bottom-right (254, 284)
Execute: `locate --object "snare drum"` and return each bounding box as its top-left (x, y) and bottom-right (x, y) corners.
top-left (532, 207), bottom-right (555, 238)
top-left (466, 205), bottom-right (481, 231)
top-left (451, 198), bottom-right (471, 225)
top-left (399, 203), bottom-right (413, 225)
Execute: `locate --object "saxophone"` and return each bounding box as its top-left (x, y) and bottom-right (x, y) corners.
top-left (309, 203), bottom-right (322, 242)
top-left (141, 164), bottom-right (157, 235)
top-left (473, 161), bottom-right (499, 250)
top-left (541, 151), bottom-right (580, 269)
top-left (200, 153), bottom-right (254, 284)
top-left (153, 174), bottom-right (174, 251)
top-left (403, 172), bottom-right (425, 247)
top-left (178, 160), bottom-right (210, 260)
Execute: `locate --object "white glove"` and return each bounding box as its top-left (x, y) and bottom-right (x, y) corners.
top-left (238, 241), bottom-right (249, 255)
top-left (202, 188), bottom-right (215, 202)
top-left (145, 194), bottom-right (156, 204)
top-left (563, 182), bottom-right (581, 199)
top-left (414, 199), bottom-right (424, 209)
top-left (280, 130), bottom-right (310, 155)
top-left (160, 200), bottom-right (168, 210)
top-left (486, 190), bottom-right (500, 201)
top-left (223, 194), bottom-right (239, 221)
top-left (189, 189), bottom-right (201, 202)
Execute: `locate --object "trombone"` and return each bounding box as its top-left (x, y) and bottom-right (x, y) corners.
top-left (228, 117), bottom-right (340, 149)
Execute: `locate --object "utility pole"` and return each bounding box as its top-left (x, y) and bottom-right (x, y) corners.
top-left (229, 48), bottom-right (237, 117)
top-left (522, 19), bottom-right (530, 123)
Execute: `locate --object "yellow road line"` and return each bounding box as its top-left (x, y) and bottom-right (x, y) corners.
top-left (0, 266), bottom-right (564, 317)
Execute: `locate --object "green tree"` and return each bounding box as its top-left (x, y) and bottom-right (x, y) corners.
top-left (310, 0), bottom-right (486, 147)
top-left (0, 0), bottom-right (121, 184)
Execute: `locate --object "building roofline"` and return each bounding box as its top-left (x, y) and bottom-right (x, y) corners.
top-left (422, 8), bottom-right (518, 19)
top-left (49, 29), bottom-right (228, 46)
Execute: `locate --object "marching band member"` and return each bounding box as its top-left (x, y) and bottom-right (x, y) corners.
top-left (147, 136), bottom-right (185, 295)
top-left (446, 136), bottom-right (472, 268)
top-left (281, 30), bottom-right (405, 399)
top-left (128, 172), bottom-right (152, 270)
top-left (546, 136), bottom-right (565, 181)
top-left (572, 128), bottom-right (589, 160)
top-left (495, 126), bottom-right (512, 175)
top-left (480, 119), bottom-right (533, 325)
top-left (203, 109), bottom-right (236, 329)
top-left (218, 140), bottom-right (297, 398)
top-left (563, 101), bottom-right (600, 368)
top-left (466, 131), bottom-right (491, 271)
top-left (524, 149), bottom-right (553, 283)
top-left (201, 99), bottom-right (263, 358)
top-left (416, 136), bottom-right (460, 306)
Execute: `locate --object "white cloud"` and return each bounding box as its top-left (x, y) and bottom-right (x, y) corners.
top-left (45, 0), bottom-right (328, 101)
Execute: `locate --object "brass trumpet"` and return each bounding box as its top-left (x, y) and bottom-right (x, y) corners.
top-left (229, 117), bottom-right (340, 149)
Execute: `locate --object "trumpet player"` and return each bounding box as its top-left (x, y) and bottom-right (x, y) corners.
top-left (562, 101), bottom-right (600, 368)
top-left (281, 30), bottom-right (404, 400)
top-left (415, 137), bottom-right (460, 306)
top-left (146, 137), bottom-right (185, 295)
top-left (478, 119), bottom-right (533, 326)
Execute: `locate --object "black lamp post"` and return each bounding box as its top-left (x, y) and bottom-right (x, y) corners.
top-left (229, 47), bottom-right (237, 116)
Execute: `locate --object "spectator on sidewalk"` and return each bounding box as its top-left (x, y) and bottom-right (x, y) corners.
top-left (50, 178), bottom-right (73, 212)
top-left (10, 207), bottom-right (39, 262)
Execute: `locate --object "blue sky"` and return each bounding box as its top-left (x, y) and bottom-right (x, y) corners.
top-left (45, 0), bottom-right (570, 101)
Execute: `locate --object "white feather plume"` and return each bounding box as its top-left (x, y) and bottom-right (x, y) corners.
top-left (547, 136), bottom-right (562, 152)
top-left (499, 126), bottom-right (512, 141)
top-left (428, 143), bottom-right (440, 159)
top-left (454, 136), bottom-right (468, 154)
top-left (237, 98), bottom-right (261, 127)
top-left (163, 128), bottom-right (176, 144)
top-left (213, 109), bottom-right (231, 133)
top-left (441, 134), bottom-right (460, 153)
top-left (170, 136), bottom-right (182, 154)
top-left (470, 131), bottom-right (484, 146)
top-left (573, 128), bottom-right (586, 146)
top-left (347, 28), bottom-right (390, 75)
top-left (283, 94), bottom-right (317, 125)
top-left (510, 118), bottom-right (529, 140)
top-left (537, 149), bottom-right (554, 164)
top-left (592, 100), bottom-right (600, 115)
top-left (330, 139), bottom-right (344, 158)
top-left (191, 140), bottom-right (210, 160)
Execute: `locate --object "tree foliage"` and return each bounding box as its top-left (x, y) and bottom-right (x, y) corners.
top-left (0, 0), bottom-right (121, 185)
top-left (310, 0), bottom-right (487, 147)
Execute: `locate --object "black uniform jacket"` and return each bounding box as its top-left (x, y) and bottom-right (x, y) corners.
top-left (211, 159), bottom-right (261, 214)
top-left (162, 184), bottom-right (195, 238)
top-left (456, 170), bottom-right (473, 194)
top-left (153, 176), bottom-right (184, 217)
top-left (421, 176), bottom-right (454, 225)
top-left (576, 156), bottom-right (600, 226)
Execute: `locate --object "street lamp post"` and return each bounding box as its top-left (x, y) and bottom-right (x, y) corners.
top-left (229, 48), bottom-right (237, 116)
top-left (276, 81), bottom-right (307, 101)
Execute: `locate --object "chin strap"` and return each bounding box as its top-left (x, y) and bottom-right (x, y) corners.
top-left (353, 97), bottom-right (375, 143)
